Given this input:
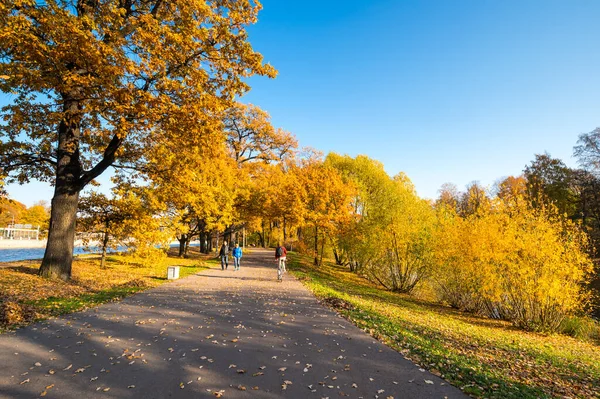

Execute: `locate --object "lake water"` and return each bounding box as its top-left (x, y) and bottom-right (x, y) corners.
top-left (0, 243), bottom-right (200, 263)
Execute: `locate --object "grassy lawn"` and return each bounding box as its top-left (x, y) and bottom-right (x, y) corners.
top-left (0, 248), bottom-right (213, 331)
top-left (287, 252), bottom-right (600, 399)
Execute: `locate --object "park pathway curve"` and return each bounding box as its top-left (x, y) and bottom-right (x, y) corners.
top-left (0, 249), bottom-right (467, 398)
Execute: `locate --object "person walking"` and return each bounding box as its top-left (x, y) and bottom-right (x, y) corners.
top-left (219, 241), bottom-right (229, 270)
top-left (275, 243), bottom-right (287, 281)
top-left (232, 243), bottom-right (243, 271)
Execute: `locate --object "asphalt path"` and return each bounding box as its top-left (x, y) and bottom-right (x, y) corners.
top-left (0, 249), bottom-right (468, 398)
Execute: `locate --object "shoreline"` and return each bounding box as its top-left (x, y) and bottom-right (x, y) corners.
top-left (0, 239), bottom-right (196, 250)
top-left (0, 239), bottom-right (48, 249)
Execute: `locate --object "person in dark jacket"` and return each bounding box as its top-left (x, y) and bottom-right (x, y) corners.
top-left (219, 241), bottom-right (229, 270)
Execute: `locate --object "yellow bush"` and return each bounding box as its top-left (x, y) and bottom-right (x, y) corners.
top-left (433, 197), bottom-right (594, 332)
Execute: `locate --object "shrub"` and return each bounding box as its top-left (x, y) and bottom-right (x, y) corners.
top-left (433, 198), bottom-right (594, 332)
top-left (559, 316), bottom-right (600, 341)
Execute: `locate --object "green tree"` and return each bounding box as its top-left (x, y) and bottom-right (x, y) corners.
top-left (523, 153), bottom-right (576, 216)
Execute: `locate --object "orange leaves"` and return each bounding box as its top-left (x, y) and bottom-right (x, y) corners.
top-left (0, 0), bottom-right (277, 202)
top-left (299, 162), bottom-right (355, 232)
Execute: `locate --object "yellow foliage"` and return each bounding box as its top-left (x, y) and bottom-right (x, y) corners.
top-left (433, 196), bottom-right (594, 331)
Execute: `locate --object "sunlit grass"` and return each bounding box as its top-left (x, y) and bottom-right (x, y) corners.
top-left (287, 252), bottom-right (600, 399)
top-left (0, 248), bottom-right (210, 331)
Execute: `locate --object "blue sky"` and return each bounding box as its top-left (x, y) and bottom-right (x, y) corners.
top-left (4, 0), bottom-right (600, 206)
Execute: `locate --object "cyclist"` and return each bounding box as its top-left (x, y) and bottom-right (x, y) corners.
top-left (275, 243), bottom-right (287, 281)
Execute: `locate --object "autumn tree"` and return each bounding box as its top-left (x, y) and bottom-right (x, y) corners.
top-left (571, 170), bottom-right (600, 248)
top-left (294, 158), bottom-right (354, 266)
top-left (494, 176), bottom-right (527, 204)
top-left (325, 154), bottom-right (435, 293)
top-left (435, 183), bottom-right (460, 211)
top-left (223, 102), bottom-right (298, 247)
top-left (0, 0), bottom-right (276, 280)
top-left (325, 153), bottom-right (396, 272)
top-left (78, 192), bottom-right (132, 268)
top-left (225, 103), bottom-right (297, 165)
top-left (524, 153), bottom-right (576, 216)
top-left (572, 132), bottom-right (600, 245)
top-left (574, 127), bottom-right (600, 173)
top-left (20, 201), bottom-right (50, 235)
top-left (0, 198), bottom-right (24, 227)
top-left (235, 159), bottom-right (305, 248)
top-left (145, 135), bottom-right (237, 258)
top-left (458, 182), bottom-right (490, 217)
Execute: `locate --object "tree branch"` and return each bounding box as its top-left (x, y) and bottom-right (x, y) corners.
top-left (79, 134), bottom-right (124, 188)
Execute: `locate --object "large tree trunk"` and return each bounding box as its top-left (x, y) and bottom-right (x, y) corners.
top-left (178, 234), bottom-right (187, 257)
top-left (199, 231), bottom-right (205, 253)
top-left (333, 247), bottom-right (342, 266)
top-left (39, 95), bottom-right (82, 281)
top-left (200, 231), bottom-right (210, 254)
top-left (40, 191), bottom-right (80, 279)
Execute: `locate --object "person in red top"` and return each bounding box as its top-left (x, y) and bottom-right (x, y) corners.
top-left (275, 243), bottom-right (287, 281)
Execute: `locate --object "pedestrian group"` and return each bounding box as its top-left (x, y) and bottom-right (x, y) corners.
top-left (218, 240), bottom-right (287, 281)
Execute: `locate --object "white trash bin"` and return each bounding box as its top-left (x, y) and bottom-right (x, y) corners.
top-left (167, 266), bottom-right (180, 280)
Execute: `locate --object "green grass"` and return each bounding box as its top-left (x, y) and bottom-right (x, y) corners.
top-left (287, 252), bottom-right (600, 399)
top-left (24, 286), bottom-right (146, 317)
